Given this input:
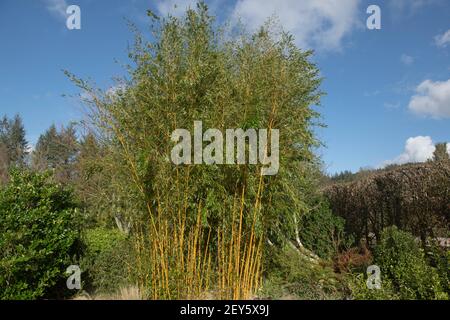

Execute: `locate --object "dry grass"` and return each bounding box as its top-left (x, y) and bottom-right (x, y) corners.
top-left (72, 286), bottom-right (143, 300)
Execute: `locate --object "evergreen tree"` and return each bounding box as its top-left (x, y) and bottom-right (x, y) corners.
top-left (32, 124), bottom-right (79, 183)
top-left (0, 143), bottom-right (8, 183)
top-left (8, 115), bottom-right (28, 166)
top-left (0, 114), bottom-right (28, 169)
top-left (33, 125), bottom-right (59, 171)
top-left (0, 116), bottom-right (12, 183)
top-left (433, 142), bottom-right (450, 162)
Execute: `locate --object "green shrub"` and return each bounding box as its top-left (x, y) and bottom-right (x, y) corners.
top-left (299, 200), bottom-right (349, 260)
top-left (348, 273), bottom-right (400, 300)
top-left (425, 244), bottom-right (450, 296)
top-left (261, 245), bottom-right (346, 300)
top-left (350, 226), bottom-right (448, 300)
top-left (0, 170), bottom-right (79, 300)
top-left (80, 227), bottom-right (131, 294)
top-left (375, 226), bottom-right (447, 300)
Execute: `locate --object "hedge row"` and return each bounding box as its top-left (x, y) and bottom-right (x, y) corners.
top-left (324, 161), bottom-right (450, 244)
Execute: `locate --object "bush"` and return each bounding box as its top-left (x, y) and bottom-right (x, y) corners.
top-left (375, 226), bottom-right (447, 300)
top-left (334, 245), bottom-right (372, 274)
top-left (425, 244), bottom-right (450, 296)
top-left (299, 200), bottom-right (349, 260)
top-left (350, 226), bottom-right (448, 300)
top-left (80, 227), bottom-right (131, 294)
top-left (348, 273), bottom-right (400, 300)
top-left (261, 245), bottom-right (346, 300)
top-left (0, 170), bottom-right (79, 300)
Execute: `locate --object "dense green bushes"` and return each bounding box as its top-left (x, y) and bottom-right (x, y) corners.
top-left (350, 226), bottom-right (448, 300)
top-left (261, 245), bottom-right (346, 300)
top-left (299, 199), bottom-right (349, 260)
top-left (427, 244), bottom-right (450, 297)
top-left (375, 227), bottom-right (447, 300)
top-left (0, 170), bottom-right (80, 299)
top-left (0, 170), bottom-right (133, 299)
top-left (80, 227), bottom-right (131, 294)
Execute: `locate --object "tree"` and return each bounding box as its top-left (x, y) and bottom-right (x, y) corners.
top-left (73, 132), bottom-right (117, 227)
top-left (32, 124), bottom-right (58, 170)
top-left (9, 115), bottom-right (28, 165)
top-left (0, 143), bottom-right (8, 183)
top-left (433, 142), bottom-right (450, 162)
top-left (32, 124), bottom-right (79, 183)
top-left (0, 114), bottom-right (28, 169)
top-left (330, 170), bottom-right (355, 183)
top-left (0, 116), bottom-right (9, 146)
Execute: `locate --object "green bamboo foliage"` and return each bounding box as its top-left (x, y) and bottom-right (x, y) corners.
top-left (67, 3), bottom-right (323, 299)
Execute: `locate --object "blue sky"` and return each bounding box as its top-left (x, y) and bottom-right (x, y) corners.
top-left (0, 0), bottom-right (449, 174)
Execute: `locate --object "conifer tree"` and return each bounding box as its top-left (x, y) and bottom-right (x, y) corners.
top-left (32, 124), bottom-right (79, 183)
top-left (433, 142), bottom-right (450, 162)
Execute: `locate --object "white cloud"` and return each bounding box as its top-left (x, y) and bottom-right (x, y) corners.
top-left (447, 143), bottom-right (450, 156)
top-left (106, 84), bottom-right (127, 99)
top-left (408, 79), bottom-right (450, 119)
top-left (382, 136), bottom-right (436, 167)
top-left (400, 54), bottom-right (414, 65)
top-left (155, 0), bottom-right (198, 17)
top-left (434, 29), bottom-right (450, 48)
top-left (153, 0), bottom-right (361, 52)
top-left (384, 102), bottom-right (401, 109)
top-left (389, 0), bottom-right (438, 13)
top-left (80, 90), bottom-right (94, 101)
top-left (364, 90), bottom-right (380, 97)
top-left (230, 0), bottom-right (361, 52)
top-left (43, 0), bottom-right (68, 19)
top-left (26, 144), bottom-right (35, 154)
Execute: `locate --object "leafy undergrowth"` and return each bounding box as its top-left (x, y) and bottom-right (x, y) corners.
top-left (259, 245), bottom-right (349, 300)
